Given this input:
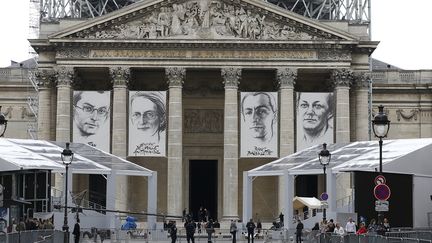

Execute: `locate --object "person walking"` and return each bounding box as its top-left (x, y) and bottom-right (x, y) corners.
top-left (206, 219), bottom-right (215, 243)
top-left (72, 219), bottom-right (81, 243)
top-left (186, 220), bottom-right (196, 243)
top-left (246, 218), bottom-right (256, 243)
top-left (170, 221), bottom-right (178, 243)
top-left (230, 220), bottom-right (238, 243)
top-left (296, 219), bottom-right (304, 243)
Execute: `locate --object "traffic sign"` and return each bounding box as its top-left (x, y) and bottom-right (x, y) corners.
top-left (374, 184), bottom-right (391, 201)
top-left (374, 175), bottom-right (386, 185)
top-left (375, 200), bottom-right (389, 212)
top-left (320, 192), bottom-right (328, 201)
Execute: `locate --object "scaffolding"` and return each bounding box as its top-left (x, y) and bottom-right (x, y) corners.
top-left (38, 0), bottom-right (370, 23)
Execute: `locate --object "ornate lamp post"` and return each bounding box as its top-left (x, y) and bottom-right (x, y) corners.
top-left (61, 142), bottom-right (74, 243)
top-left (0, 106), bottom-right (8, 137)
top-left (372, 105), bottom-right (390, 174)
top-left (318, 143), bottom-right (331, 222)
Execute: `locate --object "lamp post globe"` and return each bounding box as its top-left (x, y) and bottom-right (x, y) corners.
top-left (61, 142), bottom-right (74, 243)
top-left (372, 105), bottom-right (390, 174)
top-left (0, 106), bottom-right (8, 137)
top-left (318, 143), bottom-right (331, 222)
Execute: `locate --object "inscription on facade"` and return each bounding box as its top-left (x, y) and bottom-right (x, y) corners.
top-left (91, 49), bottom-right (316, 59)
top-left (184, 109), bottom-right (223, 133)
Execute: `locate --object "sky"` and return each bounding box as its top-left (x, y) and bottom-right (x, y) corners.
top-left (0, 0), bottom-right (431, 70)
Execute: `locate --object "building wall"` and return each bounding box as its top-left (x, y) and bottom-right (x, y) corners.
top-left (413, 175), bottom-right (432, 227)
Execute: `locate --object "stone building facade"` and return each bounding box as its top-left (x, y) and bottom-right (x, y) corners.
top-left (25, 0), bottom-right (431, 221)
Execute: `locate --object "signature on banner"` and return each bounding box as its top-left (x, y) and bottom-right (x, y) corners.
top-left (246, 146), bottom-right (274, 156)
top-left (134, 143), bottom-right (161, 156)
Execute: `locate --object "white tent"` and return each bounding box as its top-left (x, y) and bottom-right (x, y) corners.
top-left (0, 138), bottom-right (158, 227)
top-left (243, 138), bottom-right (432, 228)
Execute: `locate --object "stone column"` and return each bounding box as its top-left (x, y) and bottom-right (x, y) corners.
top-left (109, 66), bottom-right (130, 211)
top-left (166, 67), bottom-right (185, 216)
top-left (36, 69), bottom-right (55, 140)
top-left (331, 69), bottom-right (353, 143)
top-left (54, 66), bottom-right (74, 190)
top-left (221, 67), bottom-right (241, 219)
top-left (276, 68), bottom-right (297, 213)
top-left (353, 72), bottom-right (370, 141)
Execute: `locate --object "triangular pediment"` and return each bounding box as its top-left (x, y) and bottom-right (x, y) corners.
top-left (50, 0), bottom-right (358, 41)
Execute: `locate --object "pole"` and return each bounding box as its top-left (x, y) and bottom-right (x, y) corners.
top-left (63, 164), bottom-right (69, 243)
top-left (323, 166), bottom-right (326, 222)
top-left (379, 138), bottom-right (383, 174)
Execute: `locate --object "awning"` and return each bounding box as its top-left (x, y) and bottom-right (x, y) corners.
top-left (293, 196), bottom-right (322, 210)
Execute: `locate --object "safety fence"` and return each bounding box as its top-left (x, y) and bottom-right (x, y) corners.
top-left (0, 230), bottom-right (65, 243)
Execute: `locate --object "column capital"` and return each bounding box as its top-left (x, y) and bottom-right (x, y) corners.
top-left (352, 71), bottom-right (371, 89)
top-left (276, 68), bottom-right (297, 89)
top-left (221, 67), bottom-right (241, 88)
top-left (55, 66), bottom-right (74, 86)
top-left (331, 69), bottom-right (353, 87)
top-left (166, 67), bottom-right (186, 87)
top-left (109, 66), bottom-right (130, 87)
top-left (35, 69), bottom-right (55, 88)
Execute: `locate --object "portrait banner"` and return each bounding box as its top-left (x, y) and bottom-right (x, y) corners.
top-left (240, 92), bottom-right (278, 158)
top-left (128, 91), bottom-right (167, 157)
top-left (296, 92), bottom-right (334, 151)
top-left (73, 91), bottom-right (111, 152)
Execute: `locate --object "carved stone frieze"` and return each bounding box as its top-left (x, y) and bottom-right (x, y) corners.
top-left (166, 67), bottom-right (186, 87)
top-left (35, 69), bottom-right (56, 88)
top-left (317, 50), bottom-right (351, 60)
top-left (21, 106), bottom-right (36, 119)
top-left (55, 66), bottom-right (74, 86)
top-left (353, 71), bottom-right (370, 89)
top-left (221, 67), bottom-right (241, 88)
top-left (276, 68), bottom-right (297, 88)
top-left (56, 48), bottom-right (90, 59)
top-left (331, 69), bottom-right (353, 87)
top-left (396, 109), bottom-right (419, 122)
top-left (184, 109), bottom-right (223, 133)
top-left (109, 67), bottom-right (130, 86)
top-left (75, 0), bottom-right (337, 41)
top-left (1, 106), bottom-right (12, 119)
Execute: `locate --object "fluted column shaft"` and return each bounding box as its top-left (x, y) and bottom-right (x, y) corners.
top-left (166, 67), bottom-right (185, 216)
top-left (276, 68), bottom-right (296, 213)
top-left (332, 69), bottom-right (353, 143)
top-left (110, 67), bottom-right (130, 211)
top-left (55, 66), bottom-right (74, 142)
top-left (354, 72), bottom-right (370, 141)
top-left (222, 67), bottom-right (241, 219)
top-left (36, 69), bottom-right (55, 140)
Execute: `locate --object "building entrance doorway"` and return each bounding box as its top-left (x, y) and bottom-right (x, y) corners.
top-left (189, 160), bottom-right (217, 222)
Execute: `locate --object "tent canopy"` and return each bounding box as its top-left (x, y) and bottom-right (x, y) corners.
top-left (293, 196), bottom-right (322, 210)
top-left (0, 138), bottom-right (154, 177)
top-left (248, 138), bottom-right (432, 176)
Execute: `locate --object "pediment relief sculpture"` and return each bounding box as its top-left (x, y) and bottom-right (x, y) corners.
top-left (76, 0), bottom-right (337, 40)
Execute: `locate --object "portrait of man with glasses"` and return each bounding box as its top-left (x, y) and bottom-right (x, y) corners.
top-left (128, 91), bottom-right (166, 156)
top-left (73, 91), bottom-right (111, 151)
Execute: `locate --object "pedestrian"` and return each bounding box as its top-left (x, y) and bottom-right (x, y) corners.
top-left (345, 217), bottom-right (356, 234)
top-left (170, 221), bottom-right (178, 243)
top-left (206, 219), bottom-right (215, 243)
top-left (256, 219), bottom-right (262, 234)
top-left (183, 208), bottom-right (187, 222)
top-left (246, 218), bottom-right (256, 243)
top-left (279, 212), bottom-right (284, 227)
top-left (383, 218), bottom-right (390, 231)
top-left (296, 219), bottom-right (304, 243)
top-left (356, 223), bottom-right (367, 235)
top-left (230, 220), bottom-right (238, 243)
top-left (72, 219), bottom-right (80, 243)
top-left (334, 223), bottom-right (345, 236)
top-left (186, 220), bottom-right (196, 243)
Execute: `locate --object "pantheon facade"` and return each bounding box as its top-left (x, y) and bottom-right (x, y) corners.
top-left (30, 0), bottom-right (381, 221)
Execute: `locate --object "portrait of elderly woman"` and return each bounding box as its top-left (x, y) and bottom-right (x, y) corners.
top-left (128, 91), bottom-right (167, 156)
top-left (240, 92), bottom-right (278, 157)
top-left (296, 92), bottom-right (334, 151)
top-left (73, 91), bottom-right (111, 152)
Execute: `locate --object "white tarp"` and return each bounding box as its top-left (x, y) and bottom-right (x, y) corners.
top-left (293, 196), bottom-right (322, 210)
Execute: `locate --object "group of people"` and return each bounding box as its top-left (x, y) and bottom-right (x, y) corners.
top-left (7, 217), bottom-right (54, 233)
top-left (297, 216), bottom-right (391, 243)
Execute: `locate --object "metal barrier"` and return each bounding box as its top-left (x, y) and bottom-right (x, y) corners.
top-left (0, 230), bottom-right (65, 243)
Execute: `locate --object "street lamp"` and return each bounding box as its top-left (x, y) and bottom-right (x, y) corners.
top-left (372, 105), bottom-right (390, 174)
top-left (61, 142), bottom-right (74, 243)
top-left (0, 106), bottom-right (8, 137)
top-left (318, 143), bottom-right (331, 222)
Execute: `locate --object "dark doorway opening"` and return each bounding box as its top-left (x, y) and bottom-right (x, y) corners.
top-left (89, 175), bottom-right (107, 209)
top-left (189, 160), bottom-right (218, 221)
top-left (295, 175), bottom-right (318, 197)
